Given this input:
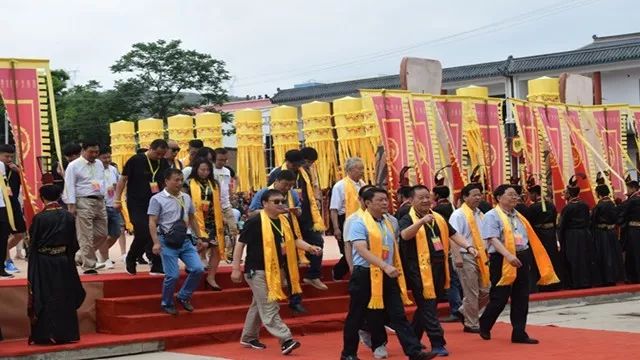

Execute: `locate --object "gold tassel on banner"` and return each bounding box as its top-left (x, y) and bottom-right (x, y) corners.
top-left (360, 93), bottom-right (383, 183)
top-left (270, 106), bottom-right (301, 166)
top-left (195, 112), bottom-right (223, 149)
top-left (235, 109), bottom-right (266, 192)
top-left (301, 101), bottom-right (338, 189)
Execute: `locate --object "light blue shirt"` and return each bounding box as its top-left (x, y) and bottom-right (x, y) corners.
top-left (347, 213), bottom-right (398, 267)
top-left (449, 206), bottom-right (484, 253)
top-left (481, 207), bottom-right (529, 253)
top-left (249, 187), bottom-right (301, 211)
top-left (148, 190), bottom-right (196, 233)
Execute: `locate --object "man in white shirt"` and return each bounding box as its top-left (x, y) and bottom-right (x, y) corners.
top-left (330, 157), bottom-right (365, 280)
top-left (96, 147), bottom-right (123, 269)
top-left (64, 140), bottom-right (108, 274)
top-left (213, 148), bottom-right (238, 257)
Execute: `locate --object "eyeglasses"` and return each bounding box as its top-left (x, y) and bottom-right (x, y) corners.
top-left (170, 147), bottom-right (180, 152)
top-left (269, 199), bottom-right (285, 205)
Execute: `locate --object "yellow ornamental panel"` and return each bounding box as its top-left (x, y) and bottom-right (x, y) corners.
top-left (270, 105), bottom-right (300, 165)
top-left (137, 118), bottom-right (165, 148)
top-left (235, 109), bottom-right (266, 192)
top-left (167, 114), bottom-right (194, 161)
top-left (527, 77), bottom-right (560, 103)
top-left (456, 85), bottom-right (489, 98)
top-left (301, 101), bottom-right (337, 189)
top-left (109, 120), bottom-right (136, 171)
top-left (195, 112), bottom-right (223, 148)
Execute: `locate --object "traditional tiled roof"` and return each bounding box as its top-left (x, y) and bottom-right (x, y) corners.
top-left (272, 33), bottom-right (640, 104)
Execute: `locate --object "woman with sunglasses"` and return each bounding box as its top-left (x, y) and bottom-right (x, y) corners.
top-left (186, 158), bottom-right (225, 291)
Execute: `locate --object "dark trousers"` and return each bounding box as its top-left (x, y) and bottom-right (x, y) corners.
top-left (342, 266), bottom-right (423, 358)
top-left (447, 257), bottom-right (463, 315)
top-left (333, 214), bottom-right (349, 280)
top-left (0, 208), bottom-right (10, 272)
top-left (126, 203), bottom-right (162, 272)
top-left (408, 259), bottom-right (446, 347)
top-left (479, 249), bottom-right (532, 340)
top-left (283, 260), bottom-right (303, 307)
top-left (302, 229), bottom-right (324, 280)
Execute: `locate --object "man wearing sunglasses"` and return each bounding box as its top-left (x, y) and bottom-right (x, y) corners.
top-left (165, 140), bottom-right (183, 170)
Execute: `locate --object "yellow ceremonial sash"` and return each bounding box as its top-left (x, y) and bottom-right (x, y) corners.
top-left (260, 210), bottom-right (302, 302)
top-left (460, 203), bottom-right (490, 288)
top-left (0, 170), bottom-right (15, 231)
top-left (190, 179), bottom-right (225, 257)
top-left (282, 164), bottom-right (325, 231)
top-left (268, 184), bottom-right (309, 265)
top-left (409, 207), bottom-right (436, 299)
top-left (343, 177), bottom-right (360, 218)
top-left (362, 210), bottom-right (411, 309)
top-left (494, 206), bottom-right (560, 286)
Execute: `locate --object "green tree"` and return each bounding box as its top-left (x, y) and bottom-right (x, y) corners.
top-left (111, 39), bottom-right (231, 120)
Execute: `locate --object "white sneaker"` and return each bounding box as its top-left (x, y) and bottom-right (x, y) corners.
top-left (374, 345), bottom-right (388, 359)
top-left (105, 259), bottom-right (115, 270)
top-left (121, 253), bottom-right (127, 263)
top-left (384, 325), bottom-right (396, 334)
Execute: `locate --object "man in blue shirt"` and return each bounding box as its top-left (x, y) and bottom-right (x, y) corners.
top-left (341, 187), bottom-right (436, 360)
top-left (478, 184), bottom-right (538, 344)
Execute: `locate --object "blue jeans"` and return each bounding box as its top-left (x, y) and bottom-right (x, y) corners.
top-left (159, 235), bottom-right (204, 307)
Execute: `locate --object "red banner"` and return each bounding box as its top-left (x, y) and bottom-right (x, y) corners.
top-left (513, 102), bottom-right (542, 178)
top-left (566, 107), bottom-right (596, 207)
top-left (378, 94), bottom-right (409, 191)
top-left (535, 105), bottom-right (567, 210)
top-left (0, 67), bottom-right (43, 224)
top-left (434, 98), bottom-right (465, 199)
top-left (475, 100), bottom-right (507, 189)
top-left (604, 108), bottom-right (625, 199)
top-left (411, 96), bottom-right (436, 189)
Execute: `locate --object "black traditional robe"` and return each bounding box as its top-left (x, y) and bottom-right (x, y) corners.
top-left (558, 199), bottom-right (593, 289)
top-left (591, 198), bottom-right (623, 286)
top-left (28, 206), bottom-right (86, 345)
top-left (526, 200), bottom-right (563, 291)
top-left (618, 193), bottom-right (640, 283)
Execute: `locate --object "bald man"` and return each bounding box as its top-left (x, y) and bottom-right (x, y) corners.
top-left (165, 140), bottom-right (183, 170)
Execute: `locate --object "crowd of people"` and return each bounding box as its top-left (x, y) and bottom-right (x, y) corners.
top-left (0, 138), bottom-right (638, 359)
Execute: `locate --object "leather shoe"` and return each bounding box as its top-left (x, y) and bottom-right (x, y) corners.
top-left (340, 356), bottom-right (360, 360)
top-left (177, 297), bottom-right (194, 312)
top-left (463, 326), bottom-right (480, 334)
top-left (479, 330), bottom-right (491, 340)
top-left (411, 351), bottom-right (438, 360)
top-left (512, 337), bottom-right (539, 344)
top-left (289, 303), bottom-right (307, 314)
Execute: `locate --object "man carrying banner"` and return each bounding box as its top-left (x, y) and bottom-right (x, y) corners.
top-left (479, 184), bottom-right (559, 343)
top-left (558, 175), bottom-right (592, 289)
top-left (525, 178), bottom-right (562, 290)
top-left (619, 174), bottom-right (640, 283)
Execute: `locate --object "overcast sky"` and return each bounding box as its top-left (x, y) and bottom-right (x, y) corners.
top-left (2, 0), bottom-right (638, 97)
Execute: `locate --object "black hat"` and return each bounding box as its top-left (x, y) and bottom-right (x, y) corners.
top-left (567, 173), bottom-right (586, 190)
top-left (433, 165), bottom-right (450, 189)
top-left (596, 171), bottom-right (609, 186)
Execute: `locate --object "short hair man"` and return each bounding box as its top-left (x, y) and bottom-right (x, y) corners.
top-left (64, 140), bottom-right (108, 275)
top-left (165, 139), bottom-right (183, 170)
top-left (0, 144), bottom-right (27, 274)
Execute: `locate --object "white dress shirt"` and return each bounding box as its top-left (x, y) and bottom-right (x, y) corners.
top-left (449, 206), bottom-right (484, 253)
top-left (0, 162), bottom-right (7, 208)
top-left (64, 156), bottom-right (105, 204)
top-left (330, 177), bottom-right (365, 215)
top-left (213, 166), bottom-right (232, 209)
top-left (103, 164), bottom-right (119, 207)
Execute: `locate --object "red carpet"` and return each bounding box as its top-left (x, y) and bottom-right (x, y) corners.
top-left (1, 260), bottom-right (639, 358)
top-left (177, 322), bottom-right (640, 360)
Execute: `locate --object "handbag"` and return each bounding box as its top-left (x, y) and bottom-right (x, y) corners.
top-left (163, 202), bottom-right (188, 249)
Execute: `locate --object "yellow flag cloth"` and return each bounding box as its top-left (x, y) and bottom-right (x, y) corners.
top-left (259, 210), bottom-right (302, 302)
top-left (282, 164), bottom-right (325, 231)
top-left (343, 177), bottom-right (360, 218)
top-left (362, 210), bottom-right (412, 309)
top-left (494, 206), bottom-right (560, 286)
top-left (460, 203), bottom-right (490, 288)
top-left (190, 179), bottom-right (225, 257)
top-left (268, 184), bottom-right (309, 265)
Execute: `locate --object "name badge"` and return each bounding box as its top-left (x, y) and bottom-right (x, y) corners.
top-left (295, 188), bottom-right (303, 200)
top-left (514, 232), bottom-right (525, 247)
top-left (201, 200), bottom-right (210, 212)
top-left (6, 187), bottom-right (13, 197)
top-left (280, 241), bottom-right (287, 256)
top-left (91, 180), bottom-right (101, 191)
top-left (149, 182), bottom-right (159, 194)
top-left (382, 245), bottom-right (390, 261)
top-left (431, 236), bottom-right (444, 251)
top-left (107, 185), bottom-right (115, 198)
